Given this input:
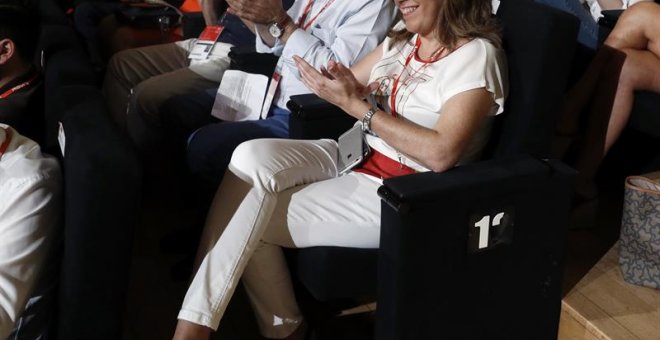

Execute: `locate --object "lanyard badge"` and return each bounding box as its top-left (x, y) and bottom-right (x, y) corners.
top-left (260, 61), bottom-right (284, 119)
top-left (189, 13), bottom-right (228, 60)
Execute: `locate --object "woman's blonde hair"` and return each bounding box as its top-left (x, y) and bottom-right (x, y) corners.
top-left (389, 0), bottom-right (501, 50)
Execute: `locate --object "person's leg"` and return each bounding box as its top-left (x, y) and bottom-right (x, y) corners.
top-left (573, 3), bottom-right (660, 197)
top-left (126, 68), bottom-right (218, 152)
top-left (603, 2), bottom-right (660, 53)
top-left (186, 108), bottom-right (290, 187)
top-left (176, 139), bottom-right (382, 339)
top-left (175, 138), bottom-right (339, 338)
top-left (557, 2), bottom-right (660, 136)
top-left (241, 169), bottom-right (382, 339)
top-left (575, 48), bottom-right (660, 196)
top-left (102, 42), bottom-right (189, 130)
top-left (159, 88), bottom-right (220, 146)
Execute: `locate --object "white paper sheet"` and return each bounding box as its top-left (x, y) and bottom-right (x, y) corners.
top-left (211, 70), bottom-right (269, 122)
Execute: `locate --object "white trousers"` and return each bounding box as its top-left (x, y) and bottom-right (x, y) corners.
top-left (178, 139), bottom-right (383, 338)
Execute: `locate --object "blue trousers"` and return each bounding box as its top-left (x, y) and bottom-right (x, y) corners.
top-left (186, 106), bottom-right (291, 186)
top-left (535, 0), bottom-right (600, 50)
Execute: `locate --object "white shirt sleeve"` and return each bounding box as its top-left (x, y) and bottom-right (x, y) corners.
top-left (256, 0), bottom-right (396, 108)
top-left (440, 40), bottom-right (507, 116)
top-left (257, 0), bottom-right (394, 68)
top-left (280, 0), bottom-right (394, 69)
top-left (0, 131), bottom-right (61, 338)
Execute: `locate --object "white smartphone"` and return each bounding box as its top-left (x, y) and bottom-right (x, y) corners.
top-left (337, 124), bottom-right (370, 175)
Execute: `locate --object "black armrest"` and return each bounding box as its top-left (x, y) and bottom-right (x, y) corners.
top-left (228, 46), bottom-right (279, 76)
top-left (378, 157), bottom-right (572, 213)
top-left (286, 94), bottom-right (356, 140)
top-left (376, 156), bottom-right (576, 339)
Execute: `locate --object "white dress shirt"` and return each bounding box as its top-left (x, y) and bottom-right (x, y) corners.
top-left (0, 125), bottom-right (61, 338)
top-left (255, 0), bottom-right (396, 109)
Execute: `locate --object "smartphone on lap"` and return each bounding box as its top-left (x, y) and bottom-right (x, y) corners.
top-left (337, 124), bottom-right (370, 176)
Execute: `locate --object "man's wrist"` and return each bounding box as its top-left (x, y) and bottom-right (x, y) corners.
top-left (268, 12), bottom-right (294, 41)
top-left (279, 18), bottom-right (297, 42)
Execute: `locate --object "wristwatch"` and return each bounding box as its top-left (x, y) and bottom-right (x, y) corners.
top-left (362, 108), bottom-right (377, 133)
top-left (269, 15), bottom-right (292, 39)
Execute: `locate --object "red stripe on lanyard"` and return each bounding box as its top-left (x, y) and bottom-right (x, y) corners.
top-left (297, 0), bottom-right (335, 31)
top-left (0, 127), bottom-right (12, 159)
top-left (389, 36), bottom-right (445, 118)
top-left (388, 37), bottom-right (420, 118)
top-left (0, 73), bottom-right (38, 99)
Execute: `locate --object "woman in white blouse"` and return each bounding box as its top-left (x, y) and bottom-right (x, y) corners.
top-left (173, 0), bottom-right (507, 339)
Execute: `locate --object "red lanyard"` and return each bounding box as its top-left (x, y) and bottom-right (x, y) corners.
top-left (296, 0), bottom-right (335, 31)
top-left (0, 73), bottom-right (38, 99)
top-left (389, 36), bottom-right (444, 117)
top-left (0, 127), bottom-right (12, 160)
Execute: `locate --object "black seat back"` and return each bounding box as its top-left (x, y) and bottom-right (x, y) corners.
top-left (484, 0), bottom-right (579, 159)
top-left (375, 1), bottom-right (579, 339)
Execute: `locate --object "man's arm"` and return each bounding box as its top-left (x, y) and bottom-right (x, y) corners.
top-left (226, 0), bottom-right (287, 46)
top-left (273, 0), bottom-right (394, 70)
top-left (0, 156), bottom-right (60, 338)
top-left (201, 0), bottom-right (226, 25)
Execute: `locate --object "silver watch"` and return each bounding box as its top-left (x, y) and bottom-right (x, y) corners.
top-left (269, 22), bottom-right (285, 38)
top-left (361, 109), bottom-right (377, 133)
top-left (269, 15), bottom-right (291, 39)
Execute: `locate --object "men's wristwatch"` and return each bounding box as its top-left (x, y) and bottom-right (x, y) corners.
top-left (269, 15), bottom-right (292, 39)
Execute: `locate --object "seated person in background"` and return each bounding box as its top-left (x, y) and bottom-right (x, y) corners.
top-left (102, 0), bottom-right (285, 150)
top-left (73, 0), bottom-right (186, 71)
top-left (173, 0), bottom-right (506, 338)
top-left (557, 2), bottom-right (660, 199)
top-left (0, 3), bottom-right (43, 145)
top-left (164, 0), bottom-right (395, 188)
top-left (0, 124), bottom-right (62, 339)
top-left (534, 0), bottom-right (651, 50)
top-left (74, 0), bottom-right (125, 70)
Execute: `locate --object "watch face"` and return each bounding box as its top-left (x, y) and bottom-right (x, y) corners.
top-left (269, 23), bottom-right (282, 38)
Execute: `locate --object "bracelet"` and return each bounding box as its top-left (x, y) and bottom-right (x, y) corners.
top-left (361, 108), bottom-right (377, 133)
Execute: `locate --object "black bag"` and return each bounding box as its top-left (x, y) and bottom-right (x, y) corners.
top-left (115, 3), bottom-right (182, 28)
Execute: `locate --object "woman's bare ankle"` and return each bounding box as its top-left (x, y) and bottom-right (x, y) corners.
top-left (173, 320), bottom-right (212, 340)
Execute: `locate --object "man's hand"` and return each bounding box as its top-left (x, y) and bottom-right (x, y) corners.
top-left (226, 0), bottom-right (287, 25)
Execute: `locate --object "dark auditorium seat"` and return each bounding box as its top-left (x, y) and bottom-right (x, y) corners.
top-left (37, 2), bottom-right (143, 337)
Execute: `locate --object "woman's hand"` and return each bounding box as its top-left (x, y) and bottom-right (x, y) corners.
top-left (226, 0), bottom-right (287, 25)
top-left (294, 56), bottom-right (378, 118)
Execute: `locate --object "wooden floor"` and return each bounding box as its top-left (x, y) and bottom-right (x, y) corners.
top-left (559, 243), bottom-right (660, 340)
